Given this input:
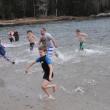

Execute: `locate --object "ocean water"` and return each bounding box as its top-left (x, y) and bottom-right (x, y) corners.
top-left (0, 18), bottom-right (110, 110)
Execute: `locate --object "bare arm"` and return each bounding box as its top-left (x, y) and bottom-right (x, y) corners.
top-left (51, 37), bottom-right (58, 48)
top-left (12, 36), bottom-right (15, 41)
top-left (48, 64), bottom-right (53, 81)
top-left (25, 61), bottom-right (36, 73)
top-left (33, 34), bottom-right (37, 40)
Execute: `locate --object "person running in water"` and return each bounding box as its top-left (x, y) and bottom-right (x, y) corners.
top-left (38, 28), bottom-right (58, 59)
top-left (0, 40), bottom-right (15, 64)
top-left (27, 30), bottom-right (37, 51)
top-left (25, 46), bottom-right (57, 99)
top-left (75, 29), bottom-right (88, 51)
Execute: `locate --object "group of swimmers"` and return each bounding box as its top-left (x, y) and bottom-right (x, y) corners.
top-left (0, 27), bottom-right (87, 100)
top-left (26, 28), bottom-right (87, 99)
top-left (26, 28), bottom-right (58, 57)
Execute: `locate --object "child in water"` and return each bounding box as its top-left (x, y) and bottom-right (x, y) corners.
top-left (75, 29), bottom-right (88, 51)
top-left (27, 30), bottom-right (37, 51)
top-left (25, 46), bottom-right (57, 99)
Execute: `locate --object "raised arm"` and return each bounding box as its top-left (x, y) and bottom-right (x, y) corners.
top-left (51, 37), bottom-right (58, 48)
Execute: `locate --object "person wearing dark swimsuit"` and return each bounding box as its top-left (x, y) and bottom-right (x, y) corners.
top-left (25, 46), bottom-right (57, 99)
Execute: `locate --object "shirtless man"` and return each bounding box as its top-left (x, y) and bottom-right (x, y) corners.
top-left (27, 30), bottom-right (37, 51)
top-left (38, 28), bottom-right (57, 58)
top-left (76, 29), bottom-right (88, 51)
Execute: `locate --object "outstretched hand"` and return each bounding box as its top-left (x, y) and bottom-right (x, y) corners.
top-left (25, 70), bottom-right (28, 74)
top-left (25, 70), bottom-right (32, 75)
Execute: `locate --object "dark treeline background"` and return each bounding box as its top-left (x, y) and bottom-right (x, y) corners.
top-left (0, 0), bottom-right (110, 19)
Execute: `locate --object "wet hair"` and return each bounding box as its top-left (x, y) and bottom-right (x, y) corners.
top-left (38, 46), bottom-right (47, 52)
top-left (76, 29), bottom-right (80, 32)
top-left (27, 30), bottom-right (32, 33)
top-left (42, 27), bottom-right (46, 31)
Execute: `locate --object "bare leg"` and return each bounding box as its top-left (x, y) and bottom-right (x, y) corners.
top-left (41, 80), bottom-right (50, 97)
top-left (41, 80), bottom-right (56, 99)
top-left (47, 84), bottom-right (57, 93)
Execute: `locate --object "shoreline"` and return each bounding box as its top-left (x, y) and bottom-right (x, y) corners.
top-left (0, 15), bottom-right (109, 27)
top-left (0, 16), bottom-right (90, 27)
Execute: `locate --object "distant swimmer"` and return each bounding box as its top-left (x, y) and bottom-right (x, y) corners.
top-left (27, 30), bottom-right (37, 51)
top-left (38, 28), bottom-right (58, 59)
top-left (75, 29), bottom-right (88, 51)
top-left (8, 31), bottom-right (15, 43)
top-left (13, 30), bottom-right (19, 42)
top-left (25, 46), bottom-right (57, 100)
top-left (0, 40), bottom-right (15, 64)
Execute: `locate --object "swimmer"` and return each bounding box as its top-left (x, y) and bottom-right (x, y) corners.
top-left (38, 28), bottom-right (58, 59)
top-left (27, 30), bottom-right (37, 51)
top-left (75, 29), bottom-right (88, 51)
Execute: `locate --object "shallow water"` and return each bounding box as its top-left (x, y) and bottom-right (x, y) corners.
top-left (0, 18), bottom-right (110, 110)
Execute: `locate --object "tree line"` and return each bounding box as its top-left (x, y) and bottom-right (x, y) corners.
top-left (0, 0), bottom-right (110, 19)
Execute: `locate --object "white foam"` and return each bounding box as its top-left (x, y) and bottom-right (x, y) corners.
top-left (60, 86), bottom-right (72, 94)
top-left (74, 86), bottom-right (85, 94)
top-left (55, 50), bottom-right (65, 60)
top-left (83, 79), bottom-right (97, 86)
top-left (3, 42), bottom-right (28, 48)
top-left (3, 43), bottom-right (16, 47)
top-left (84, 49), bottom-right (104, 55)
top-left (75, 49), bottom-right (104, 56)
top-left (54, 49), bottom-right (81, 64)
top-left (38, 94), bottom-right (50, 100)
